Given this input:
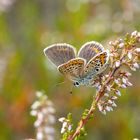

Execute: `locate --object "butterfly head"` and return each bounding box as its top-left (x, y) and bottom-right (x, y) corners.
top-left (73, 81), bottom-right (80, 87)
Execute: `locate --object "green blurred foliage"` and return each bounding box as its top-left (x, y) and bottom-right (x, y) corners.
top-left (0, 0), bottom-right (140, 139)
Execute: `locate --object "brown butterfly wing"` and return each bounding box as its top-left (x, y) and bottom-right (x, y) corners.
top-left (58, 58), bottom-right (85, 81)
top-left (84, 51), bottom-right (109, 77)
top-left (78, 41), bottom-right (104, 62)
top-left (44, 43), bottom-right (76, 66)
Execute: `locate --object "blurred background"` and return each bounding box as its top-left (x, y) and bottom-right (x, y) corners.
top-left (0, 0), bottom-right (140, 140)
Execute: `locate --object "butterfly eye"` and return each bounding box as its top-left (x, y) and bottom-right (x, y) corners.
top-left (95, 68), bottom-right (99, 72)
top-left (74, 81), bottom-right (80, 87)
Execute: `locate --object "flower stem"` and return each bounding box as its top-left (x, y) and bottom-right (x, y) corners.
top-left (68, 66), bottom-right (120, 140)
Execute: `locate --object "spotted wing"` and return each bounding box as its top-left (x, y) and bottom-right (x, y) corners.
top-left (44, 43), bottom-right (76, 66)
top-left (78, 41), bottom-right (104, 62)
top-left (84, 50), bottom-right (109, 77)
top-left (58, 58), bottom-right (85, 81)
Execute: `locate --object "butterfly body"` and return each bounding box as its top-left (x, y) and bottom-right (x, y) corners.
top-left (73, 76), bottom-right (94, 87)
top-left (44, 41), bottom-right (109, 87)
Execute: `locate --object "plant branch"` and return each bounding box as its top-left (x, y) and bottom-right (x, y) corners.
top-left (68, 66), bottom-right (120, 140)
top-left (59, 31), bottom-right (140, 140)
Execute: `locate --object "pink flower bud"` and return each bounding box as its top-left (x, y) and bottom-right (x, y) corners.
top-left (127, 81), bottom-right (133, 86)
top-left (102, 110), bottom-right (106, 115)
top-left (122, 77), bottom-right (128, 84)
top-left (115, 90), bottom-right (121, 96)
top-left (125, 72), bottom-right (132, 77)
top-left (135, 48), bottom-right (140, 53)
top-left (128, 51), bottom-right (132, 59)
top-left (121, 84), bottom-right (127, 88)
top-left (115, 61), bottom-right (121, 67)
top-left (119, 43), bottom-right (124, 48)
top-left (133, 63), bottom-right (139, 69)
top-left (131, 31), bottom-right (138, 37)
top-left (112, 102), bottom-right (117, 107)
top-left (58, 117), bottom-right (65, 122)
top-left (111, 96), bottom-right (118, 100)
top-left (105, 106), bottom-right (111, 112)
top-left (97, 103), bottom-right (103, 111)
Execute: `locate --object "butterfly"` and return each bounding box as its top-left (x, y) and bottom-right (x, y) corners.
top-left (44, 41), bottom-right (109, 87)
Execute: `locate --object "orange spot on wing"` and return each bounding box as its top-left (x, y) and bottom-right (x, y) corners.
top-left (100, 54), bottom-right (106, 65)
top-left (92, 47), bottom-right (100, 53)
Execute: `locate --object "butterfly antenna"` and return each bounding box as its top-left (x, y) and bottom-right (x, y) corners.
top-left (49, 81), bottom-right (66, 92)
top-left (55, 81), bottom-right (66, 86)
top-left (50, 81), bottom-right (74, 95)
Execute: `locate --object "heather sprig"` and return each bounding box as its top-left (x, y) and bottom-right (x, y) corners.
top-left (58, 113), bottom-right (73, 139)
top-left (59, 31), bottom-right (140, 140)
top-left (30, 91), bottom-right (56, 140)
